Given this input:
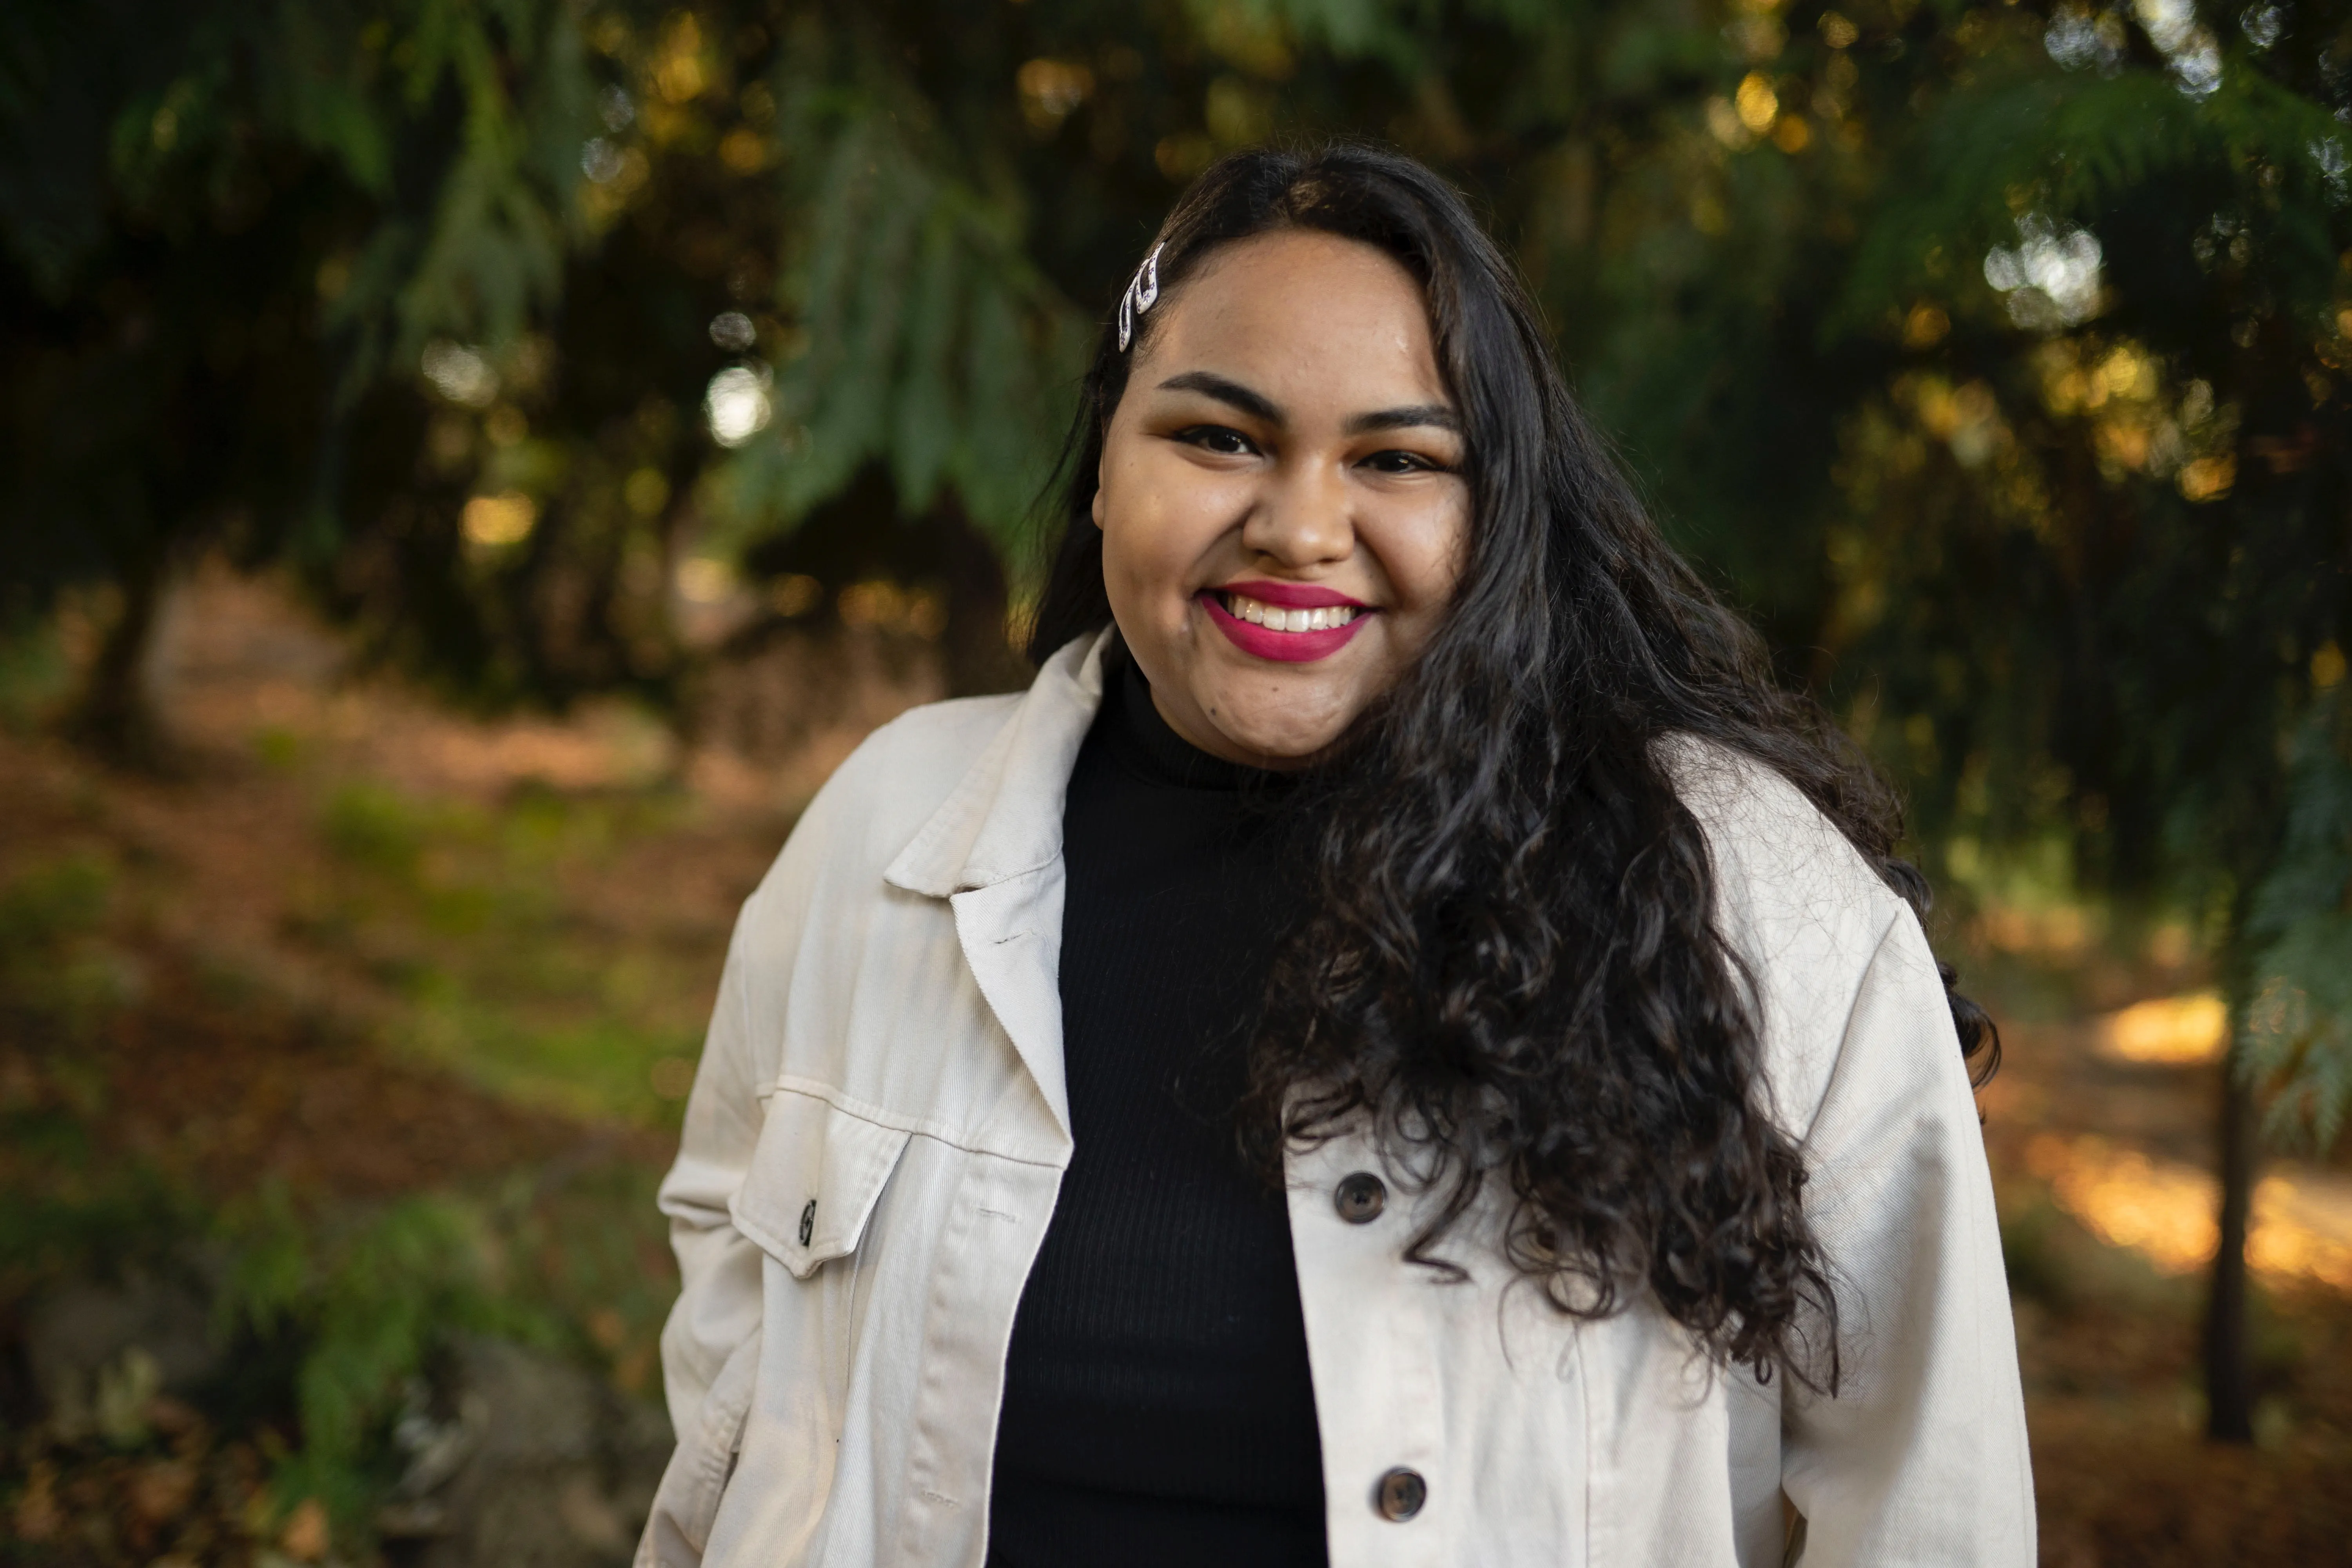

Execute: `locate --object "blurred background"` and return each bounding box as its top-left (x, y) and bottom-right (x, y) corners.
top-left (3, 0), bottom-right (2349, 1561)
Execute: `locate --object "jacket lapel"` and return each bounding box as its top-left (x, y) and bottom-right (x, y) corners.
top-left (882, 631), bottom-right (1111, 1144)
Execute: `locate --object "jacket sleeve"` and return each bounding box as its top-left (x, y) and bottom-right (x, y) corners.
top-left (656, 906), bottom-right (771, 1439)
top-left (1779, 910), bottom-right (2036, 1566)
top-left (640, 792), bottom-right (831, 1565)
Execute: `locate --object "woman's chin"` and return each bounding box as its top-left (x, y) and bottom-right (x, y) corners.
top-left (1195, 698), bottom-right (1356, 767)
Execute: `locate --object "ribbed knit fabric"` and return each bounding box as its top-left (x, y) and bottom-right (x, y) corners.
top-left (985, 653), bottom-right (1327, 1568)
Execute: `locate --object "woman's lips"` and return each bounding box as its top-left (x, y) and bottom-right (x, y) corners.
top-left (1198, 585), bottom-right (1374, 664)
top-left (1219, 578), bottom-right (1365, 610)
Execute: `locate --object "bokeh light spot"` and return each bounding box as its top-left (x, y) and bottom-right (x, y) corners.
top-left (461, 492), bottom-right (537, 548)
top-left (422, 342), bottom-right (500, 408)
top-left (2096, 992), bottom-right (2229, 1065)
top-left (704, 365), bottom-right (773, 447)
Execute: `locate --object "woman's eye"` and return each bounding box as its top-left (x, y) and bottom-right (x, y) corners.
top-left (1363, 449), bottom-right (1444, 474)
top-left (1176, 425), bottom-right (1257, 456)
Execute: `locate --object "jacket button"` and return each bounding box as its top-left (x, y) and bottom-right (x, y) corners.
top-left (1334, 1172), bottom-right (1387, 1224)
top-left (1374, 1467), bottom-right (1426, 1521)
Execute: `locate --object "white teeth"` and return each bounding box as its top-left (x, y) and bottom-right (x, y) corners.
top-left (1220, 592), bottom-right (1358, 632)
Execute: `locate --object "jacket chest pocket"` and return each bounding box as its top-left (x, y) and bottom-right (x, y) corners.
top-left (731, 1086), bottom-right (913, 1279)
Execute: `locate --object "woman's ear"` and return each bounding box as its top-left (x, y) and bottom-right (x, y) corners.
top-left (1091, 472), bottom-right (1106, 531)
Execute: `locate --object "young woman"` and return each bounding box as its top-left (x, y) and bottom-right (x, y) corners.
top-left (640, 145), bottom-right (2032, 1568)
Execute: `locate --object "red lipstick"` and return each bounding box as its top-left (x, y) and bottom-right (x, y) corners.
top-left (1220, 579), bottom-right (1366, 610)
top-left (1199, 580), bottom-right (1374, 664)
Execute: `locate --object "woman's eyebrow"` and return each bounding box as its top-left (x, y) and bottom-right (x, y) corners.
top-left (1156, 370), bottom-right (1283, 423)
top-left (1154, 372), bottom-right (1459, 437)
top-left (1346, 403), bottom-right (1461, 435)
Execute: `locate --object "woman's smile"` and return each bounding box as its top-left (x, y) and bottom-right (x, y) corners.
top-left (1198, 580), bottom-right (1374, 662)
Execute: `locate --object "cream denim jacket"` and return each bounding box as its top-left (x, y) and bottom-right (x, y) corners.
top-left (640, 632), bottom-right (2034, 1568)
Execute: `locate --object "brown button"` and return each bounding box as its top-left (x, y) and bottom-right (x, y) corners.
top-left (1374, 1466), bottom-right (1426, 1521)
top-left (1334, 1172), bottom-right (1387, 1224)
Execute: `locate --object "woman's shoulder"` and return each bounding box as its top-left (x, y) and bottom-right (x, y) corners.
top-left (746, 633), bottom-right (1109, 929)
top-left (1657, 733), bottom-right (1907, 933)
top-left (846, 688), bottom-right (1033, 794)
top-left (791, 689), bottom-right (1029, 859)
top-left (732, 688), bottom-right (1031, 931)
top-left (1657, 735), bottom-right (1933, 1125)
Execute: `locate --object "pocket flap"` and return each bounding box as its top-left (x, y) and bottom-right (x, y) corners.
top-left (731, 1088), bottom-right (912, 1281)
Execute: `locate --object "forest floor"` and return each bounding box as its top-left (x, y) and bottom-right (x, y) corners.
top-left (3, 568), bottom-right (2350, 1566)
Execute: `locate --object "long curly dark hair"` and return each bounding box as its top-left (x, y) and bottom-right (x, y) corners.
top-left (1027, 143), bottom-right (1995, 1391)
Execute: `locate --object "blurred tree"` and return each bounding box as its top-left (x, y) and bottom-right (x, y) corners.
top-left (5, 0), bottom-right (2349, 1441)
top-left (1784, 0), bottom-right (2352, 1441)
top-left (0, 0), bottom-right (596, 757)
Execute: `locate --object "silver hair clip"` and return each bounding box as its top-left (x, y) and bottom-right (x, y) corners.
top-left (1117, 243), bottom-right (1164, 352)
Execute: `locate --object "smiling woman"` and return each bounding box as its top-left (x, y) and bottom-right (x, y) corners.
top-left (1091, 231), bottom-right (1469, 764)
top-left (641, 145), bottom-right (2033, 1568)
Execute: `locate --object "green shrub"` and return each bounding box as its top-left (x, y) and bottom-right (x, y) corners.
top-left (319, 785), bottom-right (425, 879)
top-left (0, 852), bottom-right (138, 1038)
top-left (0, 851), bottom-right (112, 950)
top-left (219, 1187), bottom-right (554, 1547)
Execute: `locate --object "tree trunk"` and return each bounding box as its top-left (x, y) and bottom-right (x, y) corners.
top-left (67, 549), bottom-right (172, 768)
top-left (2203, 1049), bottom-right (2257, 1442)
top-left (930, 498), bottom-right (1032, 698)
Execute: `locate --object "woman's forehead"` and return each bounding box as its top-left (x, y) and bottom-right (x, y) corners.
top-left (1138, 231), bottom-right (1447, 410)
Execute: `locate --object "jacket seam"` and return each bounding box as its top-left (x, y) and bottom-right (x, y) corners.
top-left (1792, 909), bottom-right (1906, 1145)
top-left (945, 848), bottom-right (1060, 892)
top-left (759, 1075), bottom-right (1067, 1169)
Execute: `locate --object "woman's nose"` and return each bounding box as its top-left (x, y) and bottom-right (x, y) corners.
top-left (1242, 461), bottom-right (1353, 566)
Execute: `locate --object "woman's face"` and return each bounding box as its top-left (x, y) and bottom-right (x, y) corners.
top-left (1094, 229), bottom-right (1470, 768)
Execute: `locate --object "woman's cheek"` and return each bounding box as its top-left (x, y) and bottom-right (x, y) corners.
top-left (1369, 504), bottom-right (1466, 635)
top-left (1104, 465), bottom-right (1171, 585)
top-left (1117, 503), bottom-right (1184, 623)
top-left (1139, 492), bottom-right (1230, 631)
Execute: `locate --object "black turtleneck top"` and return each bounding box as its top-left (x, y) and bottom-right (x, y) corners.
top-left (985, 653), bottom-right (1327, 1568)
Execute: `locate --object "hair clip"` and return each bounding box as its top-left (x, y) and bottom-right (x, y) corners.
top-left (1117, 243), bottom-right (1164, 352)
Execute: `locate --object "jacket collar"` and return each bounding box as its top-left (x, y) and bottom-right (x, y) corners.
top-left (881, 630), bottom-right (1111, 1145)
top-left (882, 628), bottom-right (1112, 898)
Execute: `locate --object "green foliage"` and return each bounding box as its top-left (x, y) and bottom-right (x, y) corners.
top-left (298, 777), bottom-right (709, 1124)
top-left (1774, 7), bottom-right (2352, 1149)
top-left (219, 1186), bottom-right (546, 1538)
top-left (1844, 66), bottom-right (2347, 335)
top-left (0, 0), bottom-right (591, 363)
top-left (709, 33), bottom-right (1088, 557)
top-left (498, 1156), bottom-right (675, 1387)
top-left (0, 1168), bottom-right (535, 1548)
top-left (0, 851), bottom-right (141, 1040)
top-left (0, 1145), bottom-right (666, 1553)
top-left (0, 1169), bottom-right (199, 1301)
top-left (0, 613), bottom-right (70, 731)
top-left (0, 0), bottom-right (606, 736)
top-left (2242, 689), bottom-right (2352, 1150)
top-left (320, 782), bottom-right (428, 877)
top-left (0, 849), bottom-right (112, 947)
